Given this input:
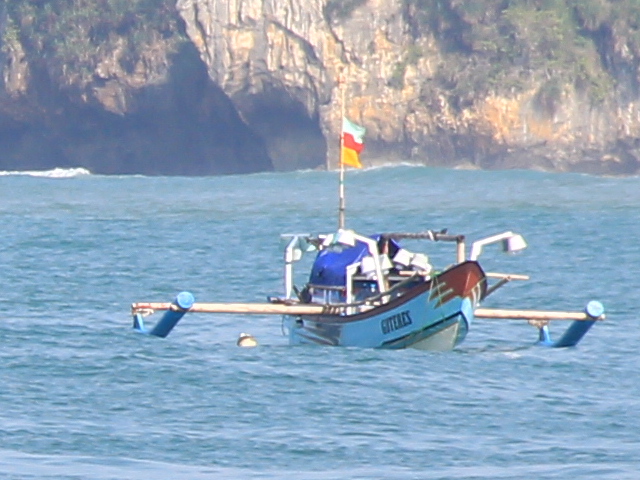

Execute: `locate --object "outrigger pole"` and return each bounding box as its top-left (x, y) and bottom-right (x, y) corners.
top-left (477, 300), bottom-right (605, 348)
top-left (132, 293), bottom-right (605, 346)
top-left (133, 300), bottom-right (604, 320)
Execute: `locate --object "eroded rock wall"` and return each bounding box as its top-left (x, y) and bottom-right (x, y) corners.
top-left (0, 1), bottom-right (272, 175)
top-left (176, 0), bottom-right (640, 174)
top-left (1, 0), bottom-right (640, 175)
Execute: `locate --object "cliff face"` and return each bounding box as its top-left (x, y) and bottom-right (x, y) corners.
top-left (0, 0), bottom-right (273, 175)
top-left (2, 0), bottom-right (640, 175)
top-left (177, 0), bottom-right (640, 175)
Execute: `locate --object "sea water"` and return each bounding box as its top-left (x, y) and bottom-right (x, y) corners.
top-left (0, 165), bottom-right (638, 479)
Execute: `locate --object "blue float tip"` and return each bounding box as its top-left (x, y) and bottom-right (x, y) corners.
top-left (585, 300), bottom-right (604, 319)
top-left (175, 291), bottom-right (195, 310)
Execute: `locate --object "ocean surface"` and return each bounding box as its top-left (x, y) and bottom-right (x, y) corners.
top-left (0, 165), bottom-right (638, 479)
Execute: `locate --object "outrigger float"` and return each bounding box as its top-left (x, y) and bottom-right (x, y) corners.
top-left (131, 227), bottom-right (605, 350)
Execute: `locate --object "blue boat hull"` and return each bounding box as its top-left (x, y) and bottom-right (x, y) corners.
top-left (283, 261), bottom-right (485, 351)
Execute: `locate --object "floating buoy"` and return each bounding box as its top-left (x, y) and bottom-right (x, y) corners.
top-left (237, 332), bottom-right (258, 348)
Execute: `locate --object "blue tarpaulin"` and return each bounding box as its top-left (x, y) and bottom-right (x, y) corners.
top-left (308, 235), bottom-right (401, 286)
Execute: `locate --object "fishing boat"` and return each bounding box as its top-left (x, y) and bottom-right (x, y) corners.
top-left (130, 78), bottom-right (604, 349)
top-left (131, 225), bottom-right (604, 350)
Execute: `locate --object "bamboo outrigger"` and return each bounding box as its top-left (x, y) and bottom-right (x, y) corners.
top-left (131, 228), bottom-right (604, 350)
top-left (133, 303), bottom-right (602, 322)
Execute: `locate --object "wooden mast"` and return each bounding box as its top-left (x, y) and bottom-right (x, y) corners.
top-left (338, 70), bottom-right (346, 230)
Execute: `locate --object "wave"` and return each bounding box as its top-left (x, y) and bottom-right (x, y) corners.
top-left (0, 167), bottom-right (91, 178)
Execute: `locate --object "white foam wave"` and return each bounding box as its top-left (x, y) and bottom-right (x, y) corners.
top-left (360, 160), bottom-right (427, 171)
top-left (0, 167), bottom-right (91, 178)
top-left (320, 161), bottom-right (427, 173)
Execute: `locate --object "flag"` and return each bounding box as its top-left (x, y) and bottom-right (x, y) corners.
top-left (341, 117), bottom-right (365, 168)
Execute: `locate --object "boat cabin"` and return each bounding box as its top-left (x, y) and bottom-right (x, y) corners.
top-left (283, 230), bottom-right (438, 310)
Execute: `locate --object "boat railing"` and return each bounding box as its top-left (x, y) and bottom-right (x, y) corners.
top-left (285, 229), bottom-right (529, 314)
top-left (381, 231), bottom-right (466, 263)
top-left (301, 271), bottom-right (423, 315)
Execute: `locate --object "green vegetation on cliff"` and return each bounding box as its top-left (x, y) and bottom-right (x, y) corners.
top-left (2, 0), bottom-right (640, 174)
top-left (4, 0), bottom-right (187, 87)
top-left (6, 0), bottom-right (640, 108)
top-left (384, 0), bottom-right (640, 108)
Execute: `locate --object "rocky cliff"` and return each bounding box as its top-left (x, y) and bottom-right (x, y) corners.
top-left (2, 0), bottom-right (640, 175)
